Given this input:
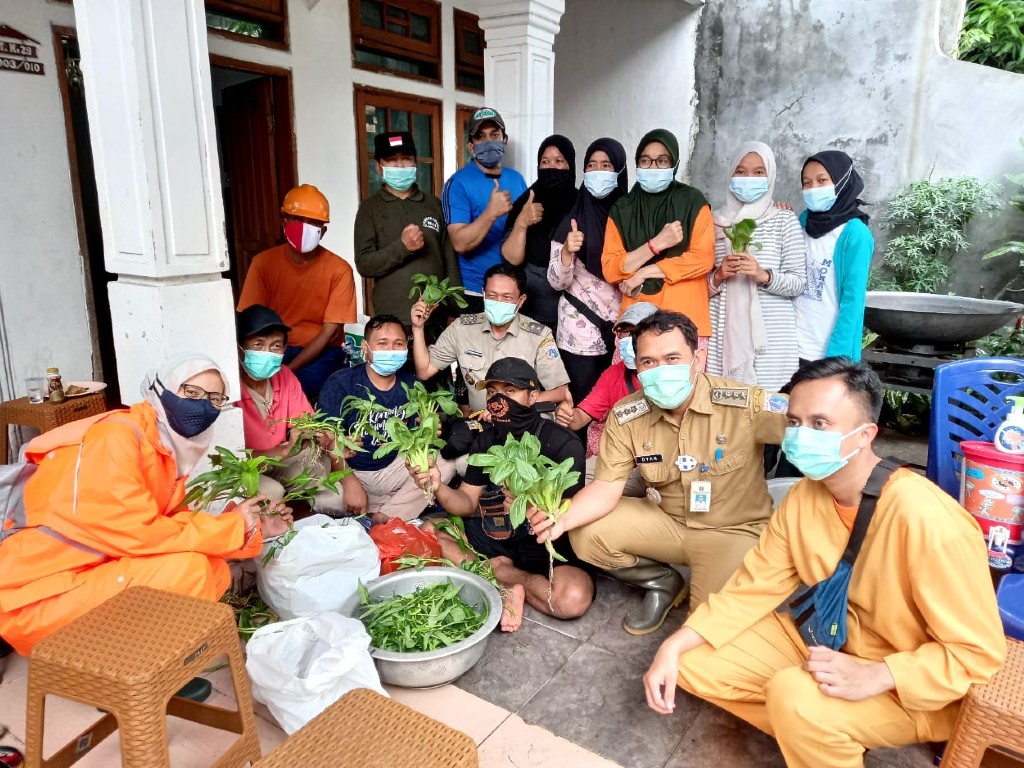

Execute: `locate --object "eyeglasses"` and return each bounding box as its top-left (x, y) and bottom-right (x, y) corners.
top-left (153, 377), bottom-right (229, 409)
top-left (637, 155), bottom-right (673, 169)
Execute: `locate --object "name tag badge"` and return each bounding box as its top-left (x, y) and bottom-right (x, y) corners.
top-left (690, 481), bottom-right (712, 513)
top-left (635, 454), bottom-right (663, 465)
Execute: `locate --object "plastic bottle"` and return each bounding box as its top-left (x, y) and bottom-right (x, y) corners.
top-left (994, 396), bottom-right (1024, 455)
top-left (46, 367), bottom-right (65, 404)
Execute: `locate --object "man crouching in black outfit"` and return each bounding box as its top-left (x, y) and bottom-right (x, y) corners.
top-left (408, 357), bottom-right (594, 631)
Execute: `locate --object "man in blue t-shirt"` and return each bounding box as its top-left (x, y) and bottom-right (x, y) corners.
top-left (441, 107), bottom-right (528, 310)
top-left (318, 314), bottom-right (456, 522)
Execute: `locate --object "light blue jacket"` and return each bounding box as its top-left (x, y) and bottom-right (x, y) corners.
top-left (799, 212), bottom-right (875, 361)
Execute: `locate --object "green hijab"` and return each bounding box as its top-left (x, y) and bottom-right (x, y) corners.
top-left (609, 129), bottom-right (707, 295)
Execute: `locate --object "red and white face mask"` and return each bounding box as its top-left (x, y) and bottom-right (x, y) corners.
top-left (284, 221), bottom-right (323, 253)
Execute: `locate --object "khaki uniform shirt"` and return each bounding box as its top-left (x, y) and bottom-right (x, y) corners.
top-left (594, 373), bottom-right (787, 533)
top-left (428, 313), bottom-right (570, 412)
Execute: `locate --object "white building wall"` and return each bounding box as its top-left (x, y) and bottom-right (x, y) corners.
top-left (0, 1), bottom-right (92, 398)
top-left (553, 0), bottom-right (701, 178)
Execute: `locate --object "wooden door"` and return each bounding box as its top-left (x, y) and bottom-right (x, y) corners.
top-left (221, 76), bottom-right (281, 293)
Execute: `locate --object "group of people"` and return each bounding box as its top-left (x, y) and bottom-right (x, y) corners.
top-left (0, 106), bottom-right (1007, 768)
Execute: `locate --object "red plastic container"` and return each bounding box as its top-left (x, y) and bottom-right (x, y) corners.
top-left (961, 440), bottom-right (1024, 547)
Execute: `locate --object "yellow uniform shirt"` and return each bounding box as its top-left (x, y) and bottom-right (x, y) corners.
top-left (687, 469), bottom-right (1006, 712)
top-left (594, 372), bottom-right (787, 533)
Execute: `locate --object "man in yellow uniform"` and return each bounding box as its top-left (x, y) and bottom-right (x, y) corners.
top-left (529, 310), bottom-right (787, 634)
top-left (642, 357), bottom-right (1006, 768)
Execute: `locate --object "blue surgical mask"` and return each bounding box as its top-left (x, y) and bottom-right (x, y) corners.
top-left (473, 140), bottom-right (506, 169)
top-left (637, 363), bottom-right (694, 410)
top-left (584, 170), bottom-right (620, 199)
top-left (368, 349), bottom-right (408, 377)
top-left (636, 168), bottom-right (675, 194)
top-left (382, 165), bottom-right (417, 192)
top-left (803, 184), bottom-right (837, 212)
top-left (729, 176), bottom-right (770, 203)
top-left (242, 350), bottom-right (284, 381)
top-left (157, 385), bottom-right (222, 438)
top-left (618, 336), bottom-right (636, 370)
top-left (781, 424), bottom-right (869, 481)
top-left (484, 298), bottom-right (518, 326)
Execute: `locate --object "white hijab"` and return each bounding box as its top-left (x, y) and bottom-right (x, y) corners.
top-left (140, 353), bottom-right (230, 477)
top-left (714, 141), bottom-right (782, 230)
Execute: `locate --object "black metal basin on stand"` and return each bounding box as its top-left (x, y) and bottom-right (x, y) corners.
top-left (864, 292), bottom-right (1023, 349)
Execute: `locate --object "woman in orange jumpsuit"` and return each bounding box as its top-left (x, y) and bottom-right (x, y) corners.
top-left (0, 354), bottom-right (285, 655)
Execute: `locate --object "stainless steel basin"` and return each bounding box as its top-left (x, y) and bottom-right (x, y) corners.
top-left (863, 292), bottom-right (1023, 347)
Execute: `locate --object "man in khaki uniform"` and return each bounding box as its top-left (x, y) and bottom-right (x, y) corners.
top-left (528, 310), bottom-right (787, 635)
top-left (411, 262), bottom-right (570, 413)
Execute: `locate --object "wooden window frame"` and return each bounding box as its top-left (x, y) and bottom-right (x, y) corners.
top-left (456, 104), bottom-right (478, 168)
top-left (206, 0), bottom-right (289, 49)
top-left (349, 0), bottom-right (441, 82)
top-left (453, 9), bottom-right (485, 95)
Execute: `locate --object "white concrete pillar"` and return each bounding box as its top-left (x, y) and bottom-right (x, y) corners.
top-left (73, 0), bottom-right (242, 450)
top-left (478, 0), bottom-right (565, 181)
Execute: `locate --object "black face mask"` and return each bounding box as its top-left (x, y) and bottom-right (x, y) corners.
top-left (156, 382), bottom-right (222, 437)
top-left (536, 168), bottom-right (574, 189)
top-left (487, 393), bottom-right (540, 437)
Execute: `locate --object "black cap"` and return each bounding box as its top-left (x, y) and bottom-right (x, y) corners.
top-left (237, 304), bottom-right (291, 342)
top-left (466, 107), bottom-right (506, 139)
top-left (474, 357), bottom-right (540, 390)
top-left (374, 131), bottom-right (417, 161)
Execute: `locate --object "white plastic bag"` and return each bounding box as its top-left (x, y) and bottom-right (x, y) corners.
top-left (256, 514), bottom-right (380, 620)
top-left (246, 613), bottom-right (387, 734)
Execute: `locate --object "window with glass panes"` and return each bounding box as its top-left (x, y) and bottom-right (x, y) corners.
top-left (454, 10), bottom-right (484, 94)
top-left (355, 87), bottom-right (442, 200)
top-left (350, 0), bottom-right (441, 82)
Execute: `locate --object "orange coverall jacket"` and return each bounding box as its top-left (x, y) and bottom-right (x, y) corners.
top-left (0, 403), bottom-right (262, 654)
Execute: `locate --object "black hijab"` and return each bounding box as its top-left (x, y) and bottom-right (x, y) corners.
top-left (552, 138), bottom-right (628, 280)
top-left (504, 134), bottom-right (578, 268)
top-left (803, 150), bottom-right (870, 239)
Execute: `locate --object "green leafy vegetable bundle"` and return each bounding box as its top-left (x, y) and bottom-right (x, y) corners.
top-left (284, 410), bottom-right (365, 461)
top-left (339, 389), bottom-right (389, 451)
top-left (374, 382), bottom-right (460, 503)
top-left (357, 579), bottom-right (487, 652)
top-left (221, 592), bottom-right (278, 642)
top-left (466, 432), bottom-right (580, 565)
top-left (722, 218), bottom-right (760, 253)
top-left (409, 274), bottom-right (468, 310)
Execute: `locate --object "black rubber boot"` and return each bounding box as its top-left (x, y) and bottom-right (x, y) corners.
top-left (610, 557), bottom-right (689, 635)
top-left (174, 677), bottom-right (213, 703)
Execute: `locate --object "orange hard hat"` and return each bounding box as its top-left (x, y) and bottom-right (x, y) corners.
top-left (280, 184), bottom-right (330, 223)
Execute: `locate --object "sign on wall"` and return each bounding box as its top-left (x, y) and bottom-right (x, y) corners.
top-left (0, 25), bottom-right (45, 76)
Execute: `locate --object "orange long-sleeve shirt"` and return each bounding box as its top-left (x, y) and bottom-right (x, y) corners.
top-left (601, 205), bottom-right (716, 336)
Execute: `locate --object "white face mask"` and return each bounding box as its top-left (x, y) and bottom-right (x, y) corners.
top-left (284, 221), bottom-right (323, 254)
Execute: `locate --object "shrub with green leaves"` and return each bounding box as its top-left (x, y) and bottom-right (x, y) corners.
top-left (871, 176), bottom-right (1001, 293)
top-left (983, 137), bottom-right (1024, 276)
top-left (956, 0), bottom-right (1024, 74)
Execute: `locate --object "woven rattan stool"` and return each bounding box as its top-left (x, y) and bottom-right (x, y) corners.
top-left (939, 637), bottom-right (1024, 767)
top-left (1, 393), bottom-right (106, 462)
top-left (255, 688), bottom-right (477, 768)
top-left (25, 586), bottom-right (261, 768)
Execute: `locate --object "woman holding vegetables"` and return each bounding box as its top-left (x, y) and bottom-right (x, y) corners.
top-left (706, 142), bottom-right (807, 390)
top-left (0, 354), bottom-right (290, 656)
top-left (236, 304), bottom-right (357, 516)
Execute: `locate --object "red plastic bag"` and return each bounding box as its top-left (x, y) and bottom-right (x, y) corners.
top-left (369, 519), bottom-right (442, 575)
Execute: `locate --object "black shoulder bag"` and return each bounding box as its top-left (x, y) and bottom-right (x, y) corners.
top-left (787, 457), bottom-right (903, 650)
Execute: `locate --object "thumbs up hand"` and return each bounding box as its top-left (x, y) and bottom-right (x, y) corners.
top-left (564, 218), bottom-right (585, 256)
top-left (518, 188), bottom-right (545, 229)
top-left (486, 179), bottom-right (514, 218)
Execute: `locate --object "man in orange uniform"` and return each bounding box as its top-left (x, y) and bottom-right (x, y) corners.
top-left (0, 356), bottom-right (273, 657)
top-left (238, 184), bottom-right (358, 401)
top-left (642, 357), bottom-right (1006, 768)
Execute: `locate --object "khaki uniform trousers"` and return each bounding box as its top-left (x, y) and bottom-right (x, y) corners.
top-left (354, 455), bottom-right (457, 522)
top-left (258, 445), bottom-right (345, 514)
top-left (568, 497), bottom-right (760, 611)
top-left (677, 611), bottom-right (959, 768)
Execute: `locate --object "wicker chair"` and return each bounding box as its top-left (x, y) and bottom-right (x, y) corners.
top-left (254, 687), bottom-right (478, 768)
top-left (939, 637), bottom-right (1024, 767)
top-left (25, 586), bottom-right (260, 768)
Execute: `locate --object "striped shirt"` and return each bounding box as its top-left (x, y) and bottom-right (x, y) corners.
top-left (706, 211), bottom-right (807, 391)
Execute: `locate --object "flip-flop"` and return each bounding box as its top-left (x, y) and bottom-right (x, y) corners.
top-left (0, 745), bottom-right (24, 767)
top-left (174, 677), bottom-right (213, 703)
